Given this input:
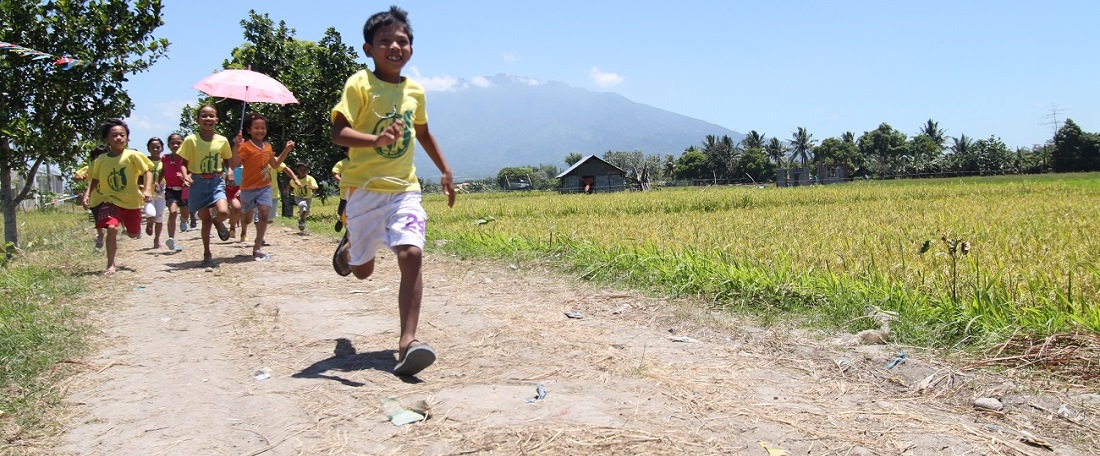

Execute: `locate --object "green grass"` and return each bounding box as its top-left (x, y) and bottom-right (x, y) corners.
top-left (1, 208), bottom-right (100, 444)
top-left (422, 173), bottom-right (1100, 348)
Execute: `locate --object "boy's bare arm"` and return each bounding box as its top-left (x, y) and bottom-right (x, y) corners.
top-left (332, 114), bottom-right (403, 149)
top-left (82, 179), bottom-right (98, 208)
top-left (415, 123), bottom-right (455, 208)
top-left (142, 170), bottom-right (154, 202)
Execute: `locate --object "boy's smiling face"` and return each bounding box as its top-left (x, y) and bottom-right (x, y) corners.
top-left (197, 106), bottom-right (218, 132)
top-left (363, 23), bottom-right (412, 82)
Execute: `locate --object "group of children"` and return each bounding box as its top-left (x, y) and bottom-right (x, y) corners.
top-left (81, 6), bottom-right (453, 377)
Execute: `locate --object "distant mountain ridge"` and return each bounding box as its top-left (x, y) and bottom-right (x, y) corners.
top-left (415, 74), bottom-right (743, 179)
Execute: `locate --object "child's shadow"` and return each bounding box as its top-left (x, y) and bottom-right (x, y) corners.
top-left (292, 338), bottom-right (408, 386)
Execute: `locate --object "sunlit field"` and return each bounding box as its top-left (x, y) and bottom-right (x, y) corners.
top-left (421, 173), bottom-right (1100, 347)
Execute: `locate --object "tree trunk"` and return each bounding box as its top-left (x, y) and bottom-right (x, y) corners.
top-left (1, 164), bottom-right (19, 248)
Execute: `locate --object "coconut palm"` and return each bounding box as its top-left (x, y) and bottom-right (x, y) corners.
top-left (789, 127), bottom-right (815, 167)
top-left (741, 130), bottom-right (766, 150)
top-left (920, 119), bottom-right (947, 150)
top-left (765, 137), bottom-right (786, 166)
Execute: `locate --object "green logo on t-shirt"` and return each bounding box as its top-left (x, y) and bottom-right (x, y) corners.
top-left (106, 167), bottom-right (128, 191)
top-left (373, 109), bottom-right (413, 159)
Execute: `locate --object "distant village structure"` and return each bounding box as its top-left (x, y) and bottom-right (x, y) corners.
top-left (8, 165), bottom-right (67, 209)
top-left (776, 164), bottom-right (849, 187)
top-left (556, 155), bottom-right (627, 193)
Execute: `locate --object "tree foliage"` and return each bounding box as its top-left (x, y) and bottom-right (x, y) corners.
top-left (179, 11), bottom-right (364, 200)
top-left (0, 0), bottom-right (169, 246)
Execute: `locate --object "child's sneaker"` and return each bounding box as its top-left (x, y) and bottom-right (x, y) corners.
top-left (299, 221), bottom-right (306, 232)
top-left (165, 238), bottom-right (176, 251)
top-left (94, 237), bottom-right (103, 249)
top-left (180, 222), bottom-right (189, 232)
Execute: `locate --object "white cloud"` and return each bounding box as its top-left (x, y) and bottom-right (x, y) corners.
top-left (470, 76), bottom-right (492, 88)
top-left (501, 52), bottom-right (519, 63)
top-left (509, 75), bottom-right (542, 86)
top-left (124, 114), bottom-right (157, 131)
top-left (155, 99), bottom-right (190, 120)
top-left (408, 66), bottom-right (466, 92)
top-left (589, 67), bottom-right (624, 88)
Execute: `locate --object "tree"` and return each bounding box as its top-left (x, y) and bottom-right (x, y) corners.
top-left (765, 137), bottom-right (786, 167)
top-left (700, 134), bottom-right (738, 180)
top-left (947, 134), bottom-right (976, 173)
top-left (918, 119), bottom-right (947, 150)
top-left (564, 152), bottom-right (583, 167)
top-left (857, 123), bottom-right (907, 177)
top-left (181, 11), bottom-right (364, 214)
top-left (1051, 119), bottom-right (1100, 172)
top-left (812, 137), bottom-right (862, 174)
top-left (1, 0), bottom-right (169, 248)
top-left (972, 136), bottom-right (1011, 174)
top-left (789, 127), bottom-right (815, 168)
top-left (738, 147), bottom-right (774, 184)
top-left (740, 130), bottom-right (766, 150)
top-left (673, 148), bottom-right (708, 180)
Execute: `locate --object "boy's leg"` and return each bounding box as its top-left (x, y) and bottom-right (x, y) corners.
top-left (394, 245), bottom-right (424, 356)
top-left (167, 201), bottom-right (178, 239)
top-left (104, 225), bottom-right (119, 273)
top-left (199, 206), bottom-right (213, 260)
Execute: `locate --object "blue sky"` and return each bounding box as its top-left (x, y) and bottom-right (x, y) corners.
top-left (124, 1), bottom-right (1099, 160)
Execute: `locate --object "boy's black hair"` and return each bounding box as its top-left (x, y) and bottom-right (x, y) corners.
top-left (90, 144), bottom-right (109, 161)
top-left (99, 118), bottom-right (129, 140)
top-left (167, 132), bottom-right (185, 143)
top-left (363, 6), bottom-right (413, 45)
top-left (147, 137), bottom-right (163, 149)
top-left (242, 113), bottom-right (268, 141)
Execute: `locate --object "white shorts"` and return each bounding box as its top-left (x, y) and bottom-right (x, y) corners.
top-left (144, 199), bottom-right (166, 223)
top-left (295, 196), bottom-right (312, 214)
top-left (345, 191), bottom-right (427, 266)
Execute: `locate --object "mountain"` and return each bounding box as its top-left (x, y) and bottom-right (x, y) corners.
top-left (415, 74), bottom-right (743, 179)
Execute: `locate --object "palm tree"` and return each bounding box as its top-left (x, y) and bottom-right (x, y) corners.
top-left (765, 137), bottom-right (786, 167)
top-left (920, 119), bottom-right (947, 150)
top-left (741, 130), bottom-right (766, 150)
top-left (789, 127), bottom-right (815, 168)
top-left (950, 134), bottom-right (973, 155)
top-left (841, 131), bottom-right (855, 144)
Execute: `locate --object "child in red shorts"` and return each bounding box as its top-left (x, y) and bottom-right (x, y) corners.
top-left (82, 119), bottom-right (154, 275)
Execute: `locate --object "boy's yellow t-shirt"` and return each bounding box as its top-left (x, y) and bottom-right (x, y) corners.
top-left (178, 133), bottom-right (232, 174)
top-left (331, 158), bottom-right (349, 176)
top-left (89, 148), bottom-right (154, 209)
top-left (268, 163), bottom-right (287, 191)
top-left (290, 175), bottom-right (318, 199)
top-left (331, 70), bottom-right (427, 193)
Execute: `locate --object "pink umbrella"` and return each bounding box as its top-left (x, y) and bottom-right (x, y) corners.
top-left (192, 68), bottom-right (298, 129)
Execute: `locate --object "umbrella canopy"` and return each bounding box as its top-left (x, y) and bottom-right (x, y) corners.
top-left (192, 69), bottom-right (298, 105)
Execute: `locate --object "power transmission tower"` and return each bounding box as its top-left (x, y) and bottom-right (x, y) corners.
top-left (1040, 104), bottom-right (1065, 142)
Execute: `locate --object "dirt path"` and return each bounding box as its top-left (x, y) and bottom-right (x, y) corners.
top-left (56, 223), bottom-right (1098, 455)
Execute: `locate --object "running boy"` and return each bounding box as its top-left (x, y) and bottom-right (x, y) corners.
top-left (143, 137), bottom-right (166, 249)
top-left (81, 119), bottom-right (154, 275)
top-left (331, 6), bottom-right (455, 377)
top-left (289, 162), bottom-right (318, 232)
top-left (178, 104), bottom-right (239, 266)
top-left (161, 133), bottom-right (188, 251)
top-left (331, 147), bottom-right (349, 231)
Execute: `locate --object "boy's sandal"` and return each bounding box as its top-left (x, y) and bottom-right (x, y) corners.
top-left (217, 228), bottom-right (230, 241)
top-left (393, 340), bottom-right (436, 377)
top-left (332, 233), bottom-right (352, 277)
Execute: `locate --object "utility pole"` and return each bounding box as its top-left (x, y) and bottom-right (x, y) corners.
top-left (1040, 104), bottom-right (1065, 144)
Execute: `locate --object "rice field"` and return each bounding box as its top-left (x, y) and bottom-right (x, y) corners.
top-left (422, 173), bottom-right (1100, 347)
